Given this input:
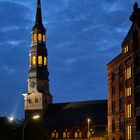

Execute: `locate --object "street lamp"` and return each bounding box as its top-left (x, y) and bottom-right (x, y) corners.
top-left (7, 116), bottom-right (14, 122)
top-left (22, 115), bottom-right (40, 140)
top-left (87, 118), bottom-right (91, 139)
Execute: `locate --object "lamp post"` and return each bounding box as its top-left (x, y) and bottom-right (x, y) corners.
top-left (22, 115), bottom-right (40, 140)
top-left (87, 118), bottom-right (91, 139)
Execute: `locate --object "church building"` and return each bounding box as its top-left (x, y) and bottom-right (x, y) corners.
top-left (23, 0), bottom-right (107, 139)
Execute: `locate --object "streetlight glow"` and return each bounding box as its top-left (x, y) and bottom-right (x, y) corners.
top-left (87, 118), bottom-right (91, 122)
top-left (8, 116), bottom-right (14, 122)
top-left (32, 115), bottom-right (40, 120)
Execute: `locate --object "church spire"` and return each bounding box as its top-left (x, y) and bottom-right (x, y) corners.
top-left (35, 0), bottom-right (42, 25)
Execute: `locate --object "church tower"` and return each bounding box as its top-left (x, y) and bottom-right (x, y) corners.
top-left (23, 0), bottom-right (53, 119)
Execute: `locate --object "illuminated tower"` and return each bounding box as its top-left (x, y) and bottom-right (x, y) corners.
top-left (23, 0), bottom-right (52, 119)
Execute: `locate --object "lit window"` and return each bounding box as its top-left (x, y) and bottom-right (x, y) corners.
top-left (125, 87), bottom-right (132, 97)
top-left (127, 104), bottom-right (132, 118)
top-left (125, 67), bottom-right (131, 79)
top-left (128, 125), bottom-right (132, 140)
top-left (75, 132), bottom-right (78, 138)
top-left (124, 45), bottom-right (129, 54)
top-left (79, 131), bottom-right (82, 138)
top-left (44, 57), bottom-right (47, 66)
top-left (32, 56), bottom-right (36, 65)
top-left (33, 34), bottom-right (37, 42)
top-left (63, 132), bottom-right (66, 138)
top-left (56, 132), bottom-right (58, 138)
top-left (43, 34), bottom-right (46, 42)
top-left (67, 132), bottom-right (70, 138)
top-left (38, 34), bottom-right (42, 42)
top-left (52, 132), bottom-right (55, 138)
top-left (38, 56), bottom-right (42, 65)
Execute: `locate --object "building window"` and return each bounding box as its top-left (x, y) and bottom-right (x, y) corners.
top-left (126, 104), bottom-right (132, 118)
top-left (38, 34), bottom-right (42, 42)
top-left (67, 132), bottom-right (70, 138)
top-left (74, 132), bottom-right (78, 138)
top-left (128, 125), bottom-right (132, 140)
top-left (28, 99), bottom-right (32, 104)
top-left (124, 45), bottom-right (129, 54)
top-left (119, 116), bottom-right (124, 131)
top-left (35, 98), bottom-right (38, 103)
top-left (32, 56), bottom-right (36, 65)
top-left (33, 34), bottom-right (37, 42)
top-left (43, 34), bottom-right (46, 42)
top-left (125, 67), bottom-right (131, 80)
top-left (38, 56), bottom-right (42, 65)
top-left (44, 57), bottom-right (47, 66)
top-left (63, 132), bottom-right (67, 138)
top-left (79, 131), bottom-right (82, 138)
top-left (125, 87), bottom-right (132, 97)
top-left (119, 97), bottom-right (124, 111)
top-left (119, 81), bottom-right (123, 92)
top-left (112, 101), bottom-right (115, 113)
top-left (51, 130), bottom-right (58, 139)
top-left (112, 119), bottom-right (115, 132)
top-left (119, 65), bottom-right (123, 76)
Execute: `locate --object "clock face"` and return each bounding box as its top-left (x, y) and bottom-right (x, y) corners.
top-left (30, 81), bottom-right (36, 88)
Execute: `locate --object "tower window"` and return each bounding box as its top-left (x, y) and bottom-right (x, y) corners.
top-left (38, 34), bottom-right (42, 42)
top-left (43, 34), bottom-right (46, 42)
top-left (33, 34), bottom-right (37, 43)
top-left (38, 56), bottom-right (42, 65)
top-left (44, 57), bottom-right (47, 66)
top-left (32, 56), bottom-right (36, 65)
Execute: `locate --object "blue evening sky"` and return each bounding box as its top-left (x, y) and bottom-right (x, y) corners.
top-left (0, 0), bottom-right (138, 118)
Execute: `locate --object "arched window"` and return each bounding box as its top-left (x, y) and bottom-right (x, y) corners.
top-left (51, 132), bottom-right (55, 138)
top-left (43, 34), bottom-right (46, 42)
top-left (67, 132), bottom-right (70, 138)
top-left (44, 57), bottom-right (47, 66)
top-left (33, 34), bottom-right (37, 42)
top-left (63, 132), bottom-right (66, 138)
top-left (79, 131), bottom-right (82, 138)
top-left (38, 56), bottom-right (42, 65)
top-left (112, 119), bottom-right (115, 132)
top-left (38, 33), bottom-right (42, 42)
top-left (74, 132), bottom-right (78, 138)
top-left (32, 56), bottom-right (36, 65)
top-left (56, 132), bottom-right (58, 138)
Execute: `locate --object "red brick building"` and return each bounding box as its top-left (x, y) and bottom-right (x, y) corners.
top-left (107, 2), bottom-right (140, 140)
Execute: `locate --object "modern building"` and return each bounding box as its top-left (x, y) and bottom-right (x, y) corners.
top-left (107, 2), bottom-right (140, 140)
top-left (22, 0), bottom-right (107, 139)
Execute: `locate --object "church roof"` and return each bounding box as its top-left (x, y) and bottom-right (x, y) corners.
top-left (44, 100), bottom-right (107, 126)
